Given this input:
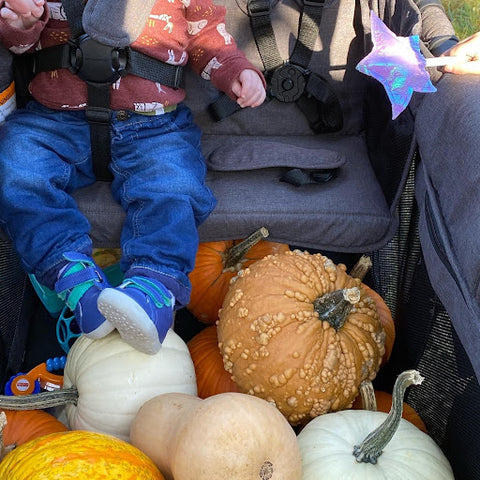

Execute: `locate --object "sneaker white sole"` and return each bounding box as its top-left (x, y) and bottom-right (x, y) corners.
top-left (97, 288), bottom-right (161, 355)
top-left (83, 320), bottom-right (115, 340)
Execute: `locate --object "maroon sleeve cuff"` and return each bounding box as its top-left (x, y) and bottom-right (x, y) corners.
top-left (0, 4), bottom-right (49, 51)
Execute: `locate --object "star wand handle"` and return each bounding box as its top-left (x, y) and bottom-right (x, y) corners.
top-left (425, 56), bottom-right (467, 67)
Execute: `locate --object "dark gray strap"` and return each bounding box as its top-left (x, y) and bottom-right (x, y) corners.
top-left (61, 0), bottom-right (84, 38)
top-left (60, 0), bottom-right (112, 181)
top-left (248, 0), bottom-right (325, 73)
top-left (85, 82), bottom-right (113, 181)
top-left (247, 0), bottom-right (284, 72)
top-left (33, 44), bottom-right (184, 88)
top-left (280, 168), bottom-right (337, 186)
top-left (289, 0), bottom-right (325, 68)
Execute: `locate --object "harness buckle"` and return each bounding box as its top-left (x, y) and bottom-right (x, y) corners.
top-left (268, 63), bottom-right (309, 102)
top-left (247, 0), bottom-right (271, 17)
top-left (69, 34), bottom-right (128, 84)
top-left (303, 0), bottom-right (325, 7)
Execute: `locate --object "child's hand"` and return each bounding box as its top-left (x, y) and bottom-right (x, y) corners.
top-left (231, 69), bottom-right (266, 108)
top-left (1, 0), bottom-right (45, 29)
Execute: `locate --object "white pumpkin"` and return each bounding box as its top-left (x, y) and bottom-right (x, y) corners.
top-left (62, 329), bottom-right (197, 441)
top-left (297, 370), bottom-right (454, 479)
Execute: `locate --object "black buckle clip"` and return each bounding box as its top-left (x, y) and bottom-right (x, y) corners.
top-left (85, 105), bottom-right (111, 124)
top-left (247, 0), bottom-right (271, 17)
top-left (303, 0), bottom-right (325, 7)
top-left (268, 63), bottom-right (309, 102)
top-left (69, 34), bottom-right (128, 84)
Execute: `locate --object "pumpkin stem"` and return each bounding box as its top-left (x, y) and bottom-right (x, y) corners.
top-left (313, 287), bottom-right (360, 330)
top-left (0, 387), bottom-right (79, 410)
top-left (0, 411), bottom-right (14, 460)
top-left (358, 380), bottom-right (377, 411)
top-left (352, 369), bottom-right (424, 464)
top-left (223, 227), bottom-right (269, 270)
top-left (349, 255), bottom-right (372, 281)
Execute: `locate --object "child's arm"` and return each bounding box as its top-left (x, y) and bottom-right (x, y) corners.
top-left (231, 69), bottom-right (266, 108)
top-left (1, 0), bottom-right (45, 29)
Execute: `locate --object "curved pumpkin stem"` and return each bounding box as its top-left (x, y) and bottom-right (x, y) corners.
top-left (352, 369), bottom-right (424, 464)
top-left (358, 380), bottom-right (377, 412)
top-left (223, 227), bottom-right (269, 270)
top-left (0, 387), bottom-right (78, 410)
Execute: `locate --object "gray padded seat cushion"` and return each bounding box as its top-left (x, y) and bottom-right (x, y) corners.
top-left (73, 133), bottom-right (394, 251)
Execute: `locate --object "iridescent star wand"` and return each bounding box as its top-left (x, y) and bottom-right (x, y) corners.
top-left (356, 10), bottom-right (464, 119)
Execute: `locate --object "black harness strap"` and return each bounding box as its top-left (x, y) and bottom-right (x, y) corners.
top-left (62, 0), bottom-right (84, 38)
top-left (280, 167), bottom-right (337, 186)
top-left (61, 0), bottom-right (113, 180)
top-left (289, 0), bottom-right (325, 68)
top-left (85, 83), bottom-right (113, 180)
top-left (247, 0), bottom-right (284, 72)
top-left (33, 43), bottom-right (184, 87)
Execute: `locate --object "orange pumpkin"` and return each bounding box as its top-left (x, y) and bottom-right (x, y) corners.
top-left (0, 430), bottom-right (164, 479)
top-left (187, 326), bottom-right (239, 398)
top-left (348, 256), bottom-right (395, 365)
top-left (352, 389), bottom-right (427, 433)
top-left (2, 409), bottom-right (68, 448)
top-left (361, 284), bottom-right (395, 364)
top-left (187, 228), bottom-right (289, 324)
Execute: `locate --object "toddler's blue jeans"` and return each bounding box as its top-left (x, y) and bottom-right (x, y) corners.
top-left (0, 101), bottom-right (216, 307)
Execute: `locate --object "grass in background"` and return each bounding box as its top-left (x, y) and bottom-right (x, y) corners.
top-left (443, 0), bottom-right (479, 39)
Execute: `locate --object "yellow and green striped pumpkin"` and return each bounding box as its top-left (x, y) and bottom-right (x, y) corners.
top-left (0, 430), bottom-right (164, 479)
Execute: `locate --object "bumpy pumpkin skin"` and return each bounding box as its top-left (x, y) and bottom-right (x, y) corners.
top-left (0, 430), bottom-right (164, 479)
top-left (217, 250), bottom-right (386, 425)
top-left (361, 284), bottom-right (395, 365)
top-left (2, 409), bottom-right (68, 448)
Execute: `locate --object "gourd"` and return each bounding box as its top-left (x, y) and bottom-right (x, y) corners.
top-left (0, 330), bottom-right (197, 442)
top-left (1, 409), bottom-right (68, 450)
top-left (187, 325), bottom-right (239, 398)
top-left (297, 370), bottom-right (454, 479)
top-left (130, 391), bottom-right (303, 480)
top-left (217, 250), bottom-right (392, 425)
top-left (0, 430), bottom-right (164, 479)
top-left (187, 227), bottom-right (289, 324)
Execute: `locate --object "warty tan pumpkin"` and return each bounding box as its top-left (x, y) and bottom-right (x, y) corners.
top-left (217, 250), bottom-right (387, 425)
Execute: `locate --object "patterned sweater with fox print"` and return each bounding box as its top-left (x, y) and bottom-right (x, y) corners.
top-left (0, 1), bottom-right (263, 113)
